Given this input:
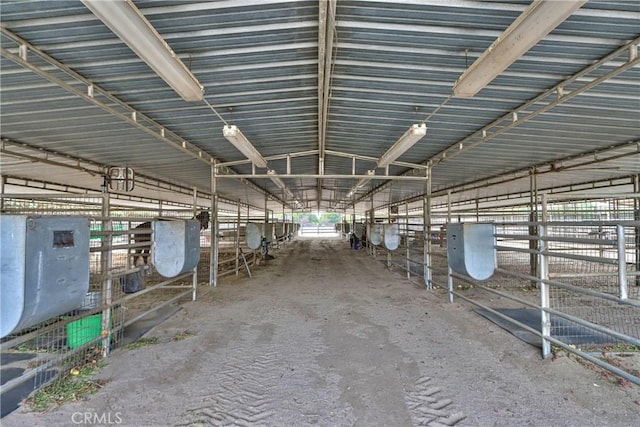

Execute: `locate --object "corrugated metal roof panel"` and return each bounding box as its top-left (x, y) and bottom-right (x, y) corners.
top-left (1, 0), bottom-right (638, 213)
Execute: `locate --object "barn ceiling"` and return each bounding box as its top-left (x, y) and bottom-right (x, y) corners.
top-left (1, 0), bottom-right (638, 214)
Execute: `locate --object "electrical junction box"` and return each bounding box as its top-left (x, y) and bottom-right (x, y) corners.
top-left (152, 219), bottom-right (200, 278)
top-left (446, 222), bottom-right (496, 281)
top-left (1, 215), bottom-right (90, 338)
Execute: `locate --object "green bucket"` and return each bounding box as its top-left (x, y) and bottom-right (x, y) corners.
top-left (66, 314), bottom-right (103, 349)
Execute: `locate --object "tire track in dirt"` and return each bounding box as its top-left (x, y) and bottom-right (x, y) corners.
top-left (176, 349), bottom-right (281, 426)
top-left (405, 375), bottom-right (466, 426)
top-left (179, 238), bottom-right (466, 427)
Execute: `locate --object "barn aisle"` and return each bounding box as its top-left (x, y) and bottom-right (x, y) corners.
top-left (3, 237), bottom-right (639, 427)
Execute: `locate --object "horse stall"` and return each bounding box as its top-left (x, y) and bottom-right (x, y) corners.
top-left (360, 191), bottom-right (640, 385)
top-left (0, 192), bottom-right (260, 411)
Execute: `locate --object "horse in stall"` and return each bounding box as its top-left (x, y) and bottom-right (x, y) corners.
top-left (131, 211), bottom-right (210, 266)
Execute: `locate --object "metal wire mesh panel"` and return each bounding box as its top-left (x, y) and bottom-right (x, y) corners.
top-left (0, 194), bottom-right (208, 408)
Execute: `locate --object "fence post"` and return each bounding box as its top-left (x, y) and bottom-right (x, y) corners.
top-left (447, 265), bottom-right (454, 303)
top-left (423, 165), bottom-right (432, 289)
top-left (634, 174), bottom-right (640, 288)
top-left (405, 203), bottom-right (410, 279)
top-left (387, 205), bottom-right (392, 269)
top-left (617, 224), bottom-right (628, 300)
top-left (211, 167), bottom-right (219, 288)
top-left (101, 192), bottom-right (113, 356)
top-left (235, 200), bottom-right (241, 275)
top-left (539, 221), bottom-right (551, 358)
top-left (0, 175), bottom-right (5, 212)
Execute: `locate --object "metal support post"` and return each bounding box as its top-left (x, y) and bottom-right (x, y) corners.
top-left (475, 198), bottom-right (479, 221)
top-left (235, 200), bottom-right (241, 275)
top-left (210, 165), bottom-right (219, 287)
top-left (100, 189), bottom-right (113, 356)
top-left (634, 175), bottom-right (640, 287)
top-left (617, 224), bottom-right (628, 300)
top-left (405, 202), bottom-right (410, 279)
top-left (387, 205), bottom-right (391, 269)
top-left (193, 187), bottom-right (199, 297)
top-left (447, 265), bottom-right (454, 303)
top-left (423, 166), bottom-right (432, 289)
top-left (0, 175), bottom-right (6, 212)
top-left (529, 169), bottom-right (539, 281)
top-left (370, 196), bottom-right (375, 257)
top-left (539, 220), bottom-right (551, 358)
top-left (192, 187), bottom-right (198, 218)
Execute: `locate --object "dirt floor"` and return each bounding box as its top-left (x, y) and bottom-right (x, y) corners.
top-left (3, 236), bottom-right (639, 427)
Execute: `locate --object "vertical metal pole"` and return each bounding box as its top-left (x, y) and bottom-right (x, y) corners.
top-left (541, 191), bottom-right (548, 222)
top-left (370, 196), bottom-right (375, 257)
top-left (352, 204), bottom-right (356, 235)
top-left (617, 224), bottom-right (628, 300)
top-left (235, 200), bottom-right (241, 275)
top-left (447, 266), bottom-right (454, 303)
top-left (539, 219), bottom-right (551, 358)
top-left (264, 195), bottom-right (268, 223)
top-left (634, 175), bottom-right (640, 287)
top-left (192, 187), bottom-right (198, 218)
top-left (405, 202), bottom-right (410, 279)
top-left (210, 165), bottom-right (219, 288)
top-left (445, 190), bottom-right (451, 249)
top-left (423, 166), bottom-right (432, 289)
top-left (192, 187), bottom-right (199, 297)
top-left (529, 169), bottom-right (539, 281)
top-left (475, 198), bottom-right (479, 222)
top-left (101, 190), bottom-right (113, 356)
top-left (1, 175), bottom-right (6, 212)
top-left (387, 205), bottom-right (391, 269)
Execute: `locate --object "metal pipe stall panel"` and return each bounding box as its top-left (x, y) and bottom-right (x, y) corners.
top-left (539, 223), bottom-right (551, 358)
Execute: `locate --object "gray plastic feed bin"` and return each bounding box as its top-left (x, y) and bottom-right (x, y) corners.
top-left (152, 219), bottom-right (200, 278)
top-left (383, 224), bottom-right (401, 251)
top-left (245, 222), bottom-right (263, 250)
top-left (446, 223), bottom-right (496, 281)
top-left (1, 215), bottom-right (90, 338)
top-left (369, 224), bottom-right (383, 246)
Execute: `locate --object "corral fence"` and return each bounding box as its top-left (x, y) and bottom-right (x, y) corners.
top-left (300, 224), bottom-right (340, 236)
top-left (0, 192), bottom-right (293, 408)
top-left (361, 194), bottom-right (640, 385)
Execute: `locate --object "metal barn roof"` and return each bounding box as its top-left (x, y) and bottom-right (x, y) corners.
top-left (1, 0), bottom-right (638, 213)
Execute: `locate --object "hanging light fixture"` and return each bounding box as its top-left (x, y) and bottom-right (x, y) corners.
top-left (267, 169), bottom-right (286, 189)
top-left (452, 0), bottom-right (586, 97)
top-left (81, 0), bottom-right (204, 102)
top-left (377, 124), bottom-right (427, 168)
top-left (355, 170), bottom-right (376, 189)
top-left (222, 125), bottom-right (268, 168)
